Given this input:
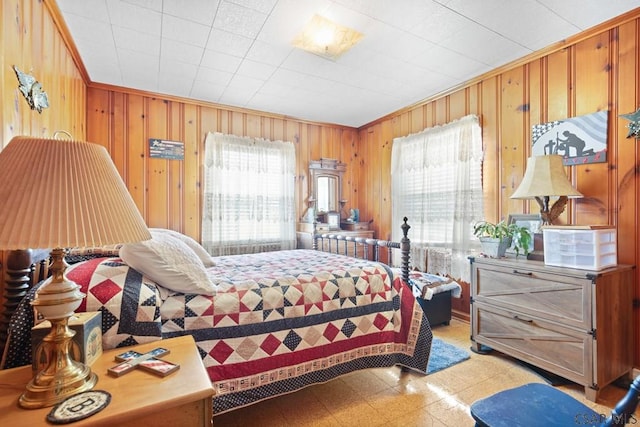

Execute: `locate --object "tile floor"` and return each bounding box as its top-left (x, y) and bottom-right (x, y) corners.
top-left (214, 318), bottom-right (631, 426)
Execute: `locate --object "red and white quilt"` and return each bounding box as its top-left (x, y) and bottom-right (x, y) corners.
top-left (5, 250), bottom-right (432, 415)
top-left (161, 250), bottom-right (432, 414)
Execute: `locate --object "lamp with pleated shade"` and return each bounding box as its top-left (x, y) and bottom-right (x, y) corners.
top-left (511, 154), bottom-right (582, 260)
top-left (0, 136), bottom-right (151, 408)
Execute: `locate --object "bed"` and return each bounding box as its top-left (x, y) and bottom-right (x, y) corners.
top-left (1, 220), bottom-right (432, 415)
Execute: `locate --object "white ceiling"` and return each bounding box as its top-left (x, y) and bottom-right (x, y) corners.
top-left (55, 0), bottom-right (640, 128)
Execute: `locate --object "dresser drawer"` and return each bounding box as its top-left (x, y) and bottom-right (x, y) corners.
top-left (340, 221), bottom-right (369, 231)
top-left (473, 302), bottom-right (592, 387)
top-left (472, 262), bottom-right (591, 331)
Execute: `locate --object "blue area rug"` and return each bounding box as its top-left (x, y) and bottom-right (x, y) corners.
top-left (427, 337), bottom-right (470, 374)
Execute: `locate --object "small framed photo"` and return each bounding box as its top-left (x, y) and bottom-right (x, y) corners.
top-left (507, 214), bottom-right (543, 253)
top-left (326, 211), bottom-right (340, 230)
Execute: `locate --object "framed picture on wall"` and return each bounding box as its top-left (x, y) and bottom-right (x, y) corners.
top-left (506, 214), bottom-right (543, 254)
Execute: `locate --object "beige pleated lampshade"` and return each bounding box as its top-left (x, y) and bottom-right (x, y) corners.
top-left (511, 154), bottom-right (583, 199)
top-left (0, 136), bottom-right (151, 250)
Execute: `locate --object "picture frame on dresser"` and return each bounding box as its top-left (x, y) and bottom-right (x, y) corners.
top-left (326, 211), bottom-right (340, 230)
top-left (506, 214), bottom-right (542, 254)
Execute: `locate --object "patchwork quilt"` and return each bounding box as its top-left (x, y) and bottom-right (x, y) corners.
top-left (3, 257), bottom-right (163, 369)
top-left (4, 250), bottom-right (432, 415)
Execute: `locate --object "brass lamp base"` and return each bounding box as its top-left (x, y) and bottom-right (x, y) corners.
top-left (19, 248), bottom-right (98, 409)
top-left (19, 317), bottom-right (98, 409)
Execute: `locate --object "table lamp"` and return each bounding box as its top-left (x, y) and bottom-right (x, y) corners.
top-left (511, 154), bottom-right (582, 260)
top-left (0, 136), bottom-right (151, 408)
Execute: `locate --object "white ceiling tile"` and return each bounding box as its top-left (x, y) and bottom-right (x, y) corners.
top-left (213, 1), bottom-right (269, 39)
top-left (113, 27), bottom-right (161, 56)
top-left (191, 80), bottom-right (226, 102)
top-left (162, 14), bottom-right (211, 47)
top-left (245, 40), bottom-right (293, 67)
top-left (443, 0), bottom-right (580, 50)
top-left (121, 0), bottom-right (162, 12)
top-left (258, 0), bottom-right (332, 43)
top-left (80, 48), bottom-right (122, 85)
top-left (161, 39), bottom-right (204, 65)
top-left (227, 0), bottom-right (278, 15)
top-left (160, 58), bottom-right (198, 80)
top-left (537, 0), bottom-right (640, 29)
top-left (57, 1), bottom-right (640, 127)
top-left (57, 0), bottom-right (110, 22)
top-left (200, 50), bottom-right (243, 73)
top-left (441, 24), bottom-right (530, 67)
top-left (118, 48), bottom-right (159, 75)
top-left (205, 28), bottom-right (254, 57)
top-left (61, 14), bottom-right (114, 46)
top-left (158, 74), bottom-right (194, 98)
top-left (196, 66), bottom-right (234, 86)
top-left (219, 88), bottom-right (257, 106)
top-left (236, 59), bottom-right (277, 80)
top-left (122, 69), bottom-right (158, 93)
top-left (257, 79), bottom-right (297, 99)
top-left (106, 1), bottom-right (161, 36)
top-left (408, 5), bottom-right (471, 45)
top-left (162, 0), bottom-right (220, 25)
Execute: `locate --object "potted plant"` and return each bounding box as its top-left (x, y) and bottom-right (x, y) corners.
top-left (473, 220), bottom-right (532, 258)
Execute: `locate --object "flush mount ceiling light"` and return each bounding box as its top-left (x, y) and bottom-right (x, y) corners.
top-left (293, 15), bottom-right (363, 61)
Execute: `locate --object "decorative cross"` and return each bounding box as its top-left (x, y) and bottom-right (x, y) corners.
top-left (107, 347), bottom-right (179, 377)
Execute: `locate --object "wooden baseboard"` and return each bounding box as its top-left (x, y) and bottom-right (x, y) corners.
top-left (452, 309), bottom-right (470, 323)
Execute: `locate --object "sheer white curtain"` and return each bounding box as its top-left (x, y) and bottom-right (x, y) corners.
top-left (202, 132), bottom-right (296, 256)
top-left (391, 115), bottom-right (484, 282)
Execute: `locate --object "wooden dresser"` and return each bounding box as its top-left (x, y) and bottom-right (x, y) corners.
top-left (469, 256), bottom-right (634, 401)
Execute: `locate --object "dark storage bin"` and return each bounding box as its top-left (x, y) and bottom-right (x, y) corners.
top-left (416, 290), bottom-right (452, 327)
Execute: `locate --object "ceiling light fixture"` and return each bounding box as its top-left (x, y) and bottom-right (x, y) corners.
top-left (293, 15), bottom-right (363, 61)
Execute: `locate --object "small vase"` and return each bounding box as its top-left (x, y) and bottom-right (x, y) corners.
top-left (479, 237), bottom-right (512, 258)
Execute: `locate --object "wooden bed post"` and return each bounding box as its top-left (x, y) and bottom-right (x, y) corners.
top-left (400, 217), bottom-right (411, 284)
top-left (0, 250), bottom-right (33, 354)
top-left (0, 249), bottom-right (49, 356)
top-left (311, 220), bottom-right (318, 251)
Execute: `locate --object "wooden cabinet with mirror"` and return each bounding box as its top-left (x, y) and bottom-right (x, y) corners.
top-left (297, 158), bottom-right (373, 251)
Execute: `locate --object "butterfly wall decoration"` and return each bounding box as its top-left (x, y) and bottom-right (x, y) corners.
top-left (13, 65), bottom-right (49, 113)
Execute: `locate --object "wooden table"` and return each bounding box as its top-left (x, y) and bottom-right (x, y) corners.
top-left (0, 335), bottom-right (214, 426)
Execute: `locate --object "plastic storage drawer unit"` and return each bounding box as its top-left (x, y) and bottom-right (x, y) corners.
top-left (542, 227), bottom-right (617, 270)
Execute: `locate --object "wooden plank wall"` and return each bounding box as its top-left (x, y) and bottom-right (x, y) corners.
top-left (356, 11), bottom-right (640, 363)
top-left (0, 0), bottom-right (86, 331)
top-left (85, 88), bottom-right (359, 243)
top-left (0, 0), bottom-right (86, 147)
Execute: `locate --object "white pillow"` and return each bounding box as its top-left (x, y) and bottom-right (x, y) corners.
top-left (119, 232), bottom-right (216, 295)
top-left (149, 228), bottom-right (215, 267)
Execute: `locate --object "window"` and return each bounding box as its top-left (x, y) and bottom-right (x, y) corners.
top-left (202, 132), bottom-right (296, 256)
top-left (391, 115), bottom-right (483, 281)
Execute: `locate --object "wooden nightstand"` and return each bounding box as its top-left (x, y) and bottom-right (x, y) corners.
top-left (0, 335), bottom-right (214, 426)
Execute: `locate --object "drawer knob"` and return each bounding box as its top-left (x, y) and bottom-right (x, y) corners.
top-left (513, 269), bottom-right (533, 276)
